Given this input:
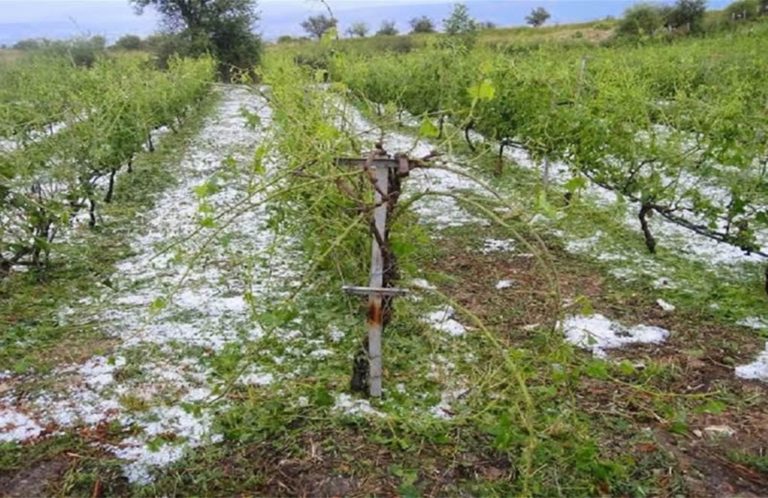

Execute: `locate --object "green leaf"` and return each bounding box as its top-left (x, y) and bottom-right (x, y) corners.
top-left (669, 419), bottom-right (689, 435)
top-left (194, 180), bottom-right (219, 199)
top-left (314, 69), bottom-right (328, 83)
top-left (617, 360), bottom-right (636, 376)
top-left (418, 117), bottom-right (440, 139)
top-left (312, 387), bottom-right (334, 407)
top-left (198, 201), bottom-right (214, 214)
top-left (316, 121), bottom-right (339, 140)
top-left (252, 145), bottom-right (267, 175)
top-left (755, 211), bottom-right (768, 226)
top-left (398, 483), bottom-right (420, 498)
top-left (150, 297), bottom-right (167, 313)
top-left (241, 109), bottom-right (261, 129)
top-left (199, 216), bottom-right (215, 229)
top-left (564, 176), bottom-right (587, 193)
top-left (479, 59), bottom-right (494, 75)
top-left (696, 399), bottom-right (727, 414)
top-left (585, 360), bottom-right (608, 379)
top-left (578, 296), bottom-right (594, 316)
top-left (222, 155), bottom-right (238, 170)
top-left (468, 79), bottom-right (496, 101)
top-left (320, 27), bottom-right (338, 45)
top-left (535, 190), bottom-right (557, 217)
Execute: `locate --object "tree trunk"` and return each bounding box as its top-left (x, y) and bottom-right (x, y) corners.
top-left (89, 198), bottom-right (97, 228)
top-left (639, 204), bottom-right (657, 254)
top-left (497, 141), bottom-right (507, 176)
top-left (465, 121), bottom-right (476, 152)
top-left (350, 340), bottom-right (370, 393)
top-left (104, 169), bottom-right (117, 203)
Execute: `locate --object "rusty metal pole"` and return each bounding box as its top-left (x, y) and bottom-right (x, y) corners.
top-left (338, 154), bottom-right (415, 398)
top-left (366, 164), bottom-right (389, 398)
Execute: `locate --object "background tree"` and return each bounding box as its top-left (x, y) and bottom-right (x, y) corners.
top-left (526, 7), bottom-right (551, 27)
top-left (112, 34), bottom-right (144, 50)
top-left (13, 39), bottom-right (43, 50)
top-left (443, 3), bottom-right (477, 35)
top-left (375, 20), bottom-right (399, 36)
top-left (131, 0), bottom-right (261, 80)
top-left (15, 36), bottom-right (107, 66)
top-left (346, 21), bottom-right (369, 38)
top-left (477, 21), bottom-right (497, 30)
top-left (301, 14), bottom-right (338, 39)
top-left (617, 3), bottom-right (664, 36)
top-left (725, 0), bottom-right (759, 20)
top-left (666, 0), bottom-right (707, 31)
top-left (409, 16), bottom-right (436, 33)
top-left (89, 35), bottom-right (107, 50)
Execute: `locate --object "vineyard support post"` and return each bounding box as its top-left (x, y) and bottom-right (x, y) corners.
top-left (367, 164), bottom-right (388, 397)
top-left (338, 155), bottom-right (411, 398)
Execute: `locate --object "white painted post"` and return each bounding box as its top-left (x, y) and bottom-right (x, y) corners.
top-left (366, 165), bottom-right (389, 398)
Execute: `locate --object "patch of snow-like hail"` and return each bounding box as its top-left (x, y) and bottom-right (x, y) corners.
top-left (333, 393), bottom-right (384, 418)
top-left (0, 86), bottom-right (297, 484)
top-left (737, 317), bottom-right (768, 331)
top-left (487, 133), bottom-right (767, 273)
top-left (481, 238), bottom-right (516, 254)
top-left (735, 343), bottom-right (768, 382)
top-left (423, 306), bottom-right (468, 337)
top-left (496, 280), bottom-right (516, 290)
top-left (329, 326), bottom-right (346, 343)
top-left (561, 314), bottom-right (669, 358)
top-left (657, 299), bottom-right (676, 312)
top-left (429, 388), bottom-right (467, 420)
top-left (0, 408), bottom-right (44, 443)
top-left (78, 355), bottom-right (127, 389)
top-left (334, 98), bottom-right (487, 229)
top-left (410, 278), bottom-right (436, 290)
top-left (239, 368), bottom-right (275, 387)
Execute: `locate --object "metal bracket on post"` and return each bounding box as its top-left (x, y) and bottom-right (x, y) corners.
top-left (337, 152), bottom-right (413, 398)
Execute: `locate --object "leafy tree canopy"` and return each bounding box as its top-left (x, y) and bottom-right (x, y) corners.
top-left (409, 16), bottom-right (436, 33)
top-left (346, 21), bottom-right (369, 38)
top-left (526, 7), bottom-right (551, 27)
top-left (131, 0), bottom-right (262, 80)
top-left (301, 14), bottom-right (338, 39)
top-left (112, 34), bottom-right (144, 50)
top-left (376, 20), bottom-right (399, 36)
top-left (617, 3), bottom-right (665, 36)
top-left (443, 3), bottom-right (477, 35)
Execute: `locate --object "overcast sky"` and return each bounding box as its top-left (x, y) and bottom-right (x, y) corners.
top-left (0, 0), bottom-right (730, 45)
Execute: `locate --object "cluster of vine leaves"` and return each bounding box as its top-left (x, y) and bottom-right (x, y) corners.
top-left (329, 33), bottom-right (768, 273)
top-left (0, 54), bottom-right (216, 274)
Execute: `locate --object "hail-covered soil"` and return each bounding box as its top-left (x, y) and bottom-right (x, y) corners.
top-left (376, 113), bottom-right (768, 382)
top-left (0, 85), bottom-right (299, 484)
top-left (560, 314), bottom-right (670, 359)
